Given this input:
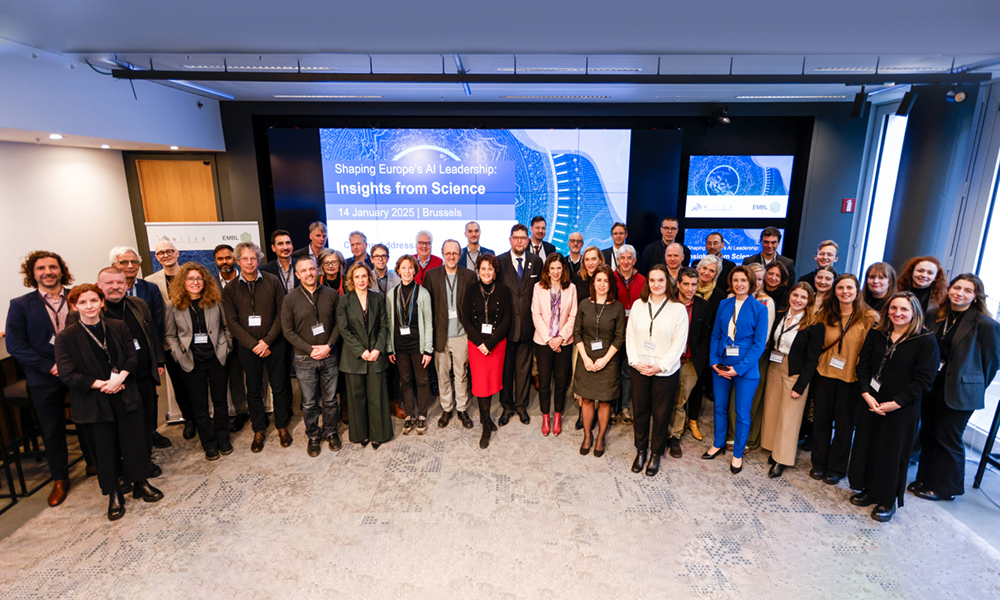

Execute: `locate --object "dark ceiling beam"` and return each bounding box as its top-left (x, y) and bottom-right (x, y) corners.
top-left (111, 70), bottom-right (991, 86)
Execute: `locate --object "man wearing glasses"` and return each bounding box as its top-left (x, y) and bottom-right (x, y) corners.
top-left (222, 242), bottom-right (293, 453)
top-left (413, 230), bottom-right (442, 286)
top-left (144, 240), bottom-right (184, 446)
top-left (640, 217), bottom-right (691, 276)
top-left (369, 244), bottom-right (400, 296)
top-left (345, 231), bottom-right (374, 270)
top-left (566, 232), bottom-right (584, 277)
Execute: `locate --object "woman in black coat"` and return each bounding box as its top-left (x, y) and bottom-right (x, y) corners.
top-left (55, 284), bottom-right (163, 521)
top-left (911, 274), bottom-right (1000, 501)
top-left (849, 292), bottom-right (939, 523)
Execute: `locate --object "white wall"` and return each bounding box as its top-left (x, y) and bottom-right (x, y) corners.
top-left (0, 141), bottom-right (137, 326)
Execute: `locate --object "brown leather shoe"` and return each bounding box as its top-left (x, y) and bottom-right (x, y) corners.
top-left (85, 464), bottom-right (98, 477)
top-left (688, 420), bottom-right (703, 441)
top-left (278, 427), bottom-right (293, 448)
top-left (392, 400), bottom-right (406, 420)
top-left (48, 479), bottom-right (70, 507)
top-left (251, 431), bottom-right (266, 453)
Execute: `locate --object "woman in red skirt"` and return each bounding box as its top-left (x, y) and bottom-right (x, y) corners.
top-left (460, 254), bottom-right (511, 449)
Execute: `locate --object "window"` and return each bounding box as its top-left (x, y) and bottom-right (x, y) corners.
top-left (859, 114), bottom-right (909, 270)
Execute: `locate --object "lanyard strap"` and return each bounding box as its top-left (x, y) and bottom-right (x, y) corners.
top-left (837, 312), bottom-right (855, 354)
top-left (648, 299), bottom-right (667, 337)
top-left (397, 285), bottom-right (416, 327)
top-left (594, 298), bottom-right (609, 332)
top-left (479, 283), bottom-right (494, 324)
top-left (81, 321), bottom-right (118, 373)
top-left (300, 287), bottom-right (321, 324)
top-left (40, 291), bottom-right (66, 330)
top-left (875, 331), bottom-right (908, 380)
top-left (775, 312), bottom-right (801, 349)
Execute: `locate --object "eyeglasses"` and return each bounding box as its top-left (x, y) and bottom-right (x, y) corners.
top-left (661, 226), bottom-right (678, 232)
top-left (322, 260), bottom-right (340, 267)
top-left (443, 252), bottom-right (460, 257)
top-left (511, 236), bottom-right (529, 241)
top-left (117, 260), bottom-right (140, 266)
top-left (155, 249), bottom-right (177, 257)
top-left (186, 277), bottom-right (204, 283)
top-left (416, 241), bottom-right (431, 247)
top-left (568, 239), bottom-right (583, 245)
top-left (371, 254), bottom-right (388, 260)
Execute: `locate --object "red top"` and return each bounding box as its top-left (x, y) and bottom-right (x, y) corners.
top-left (681, 302), bottom-right (693, 361)
top-left (614, 270), bottom-right (646, 312)
top-left (414, 255), bottom-right (443, 285)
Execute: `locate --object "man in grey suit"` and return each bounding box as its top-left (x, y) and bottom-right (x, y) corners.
top-left (742, 226), bottom-right (795, 282)
top-left (496, 224), bottom-right (543, 426)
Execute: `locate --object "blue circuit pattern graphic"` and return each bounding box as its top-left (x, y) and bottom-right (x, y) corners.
top-left (687, 155), bottom-right (791, 198)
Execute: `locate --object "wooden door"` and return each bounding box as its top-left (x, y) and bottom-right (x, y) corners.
top-left (136, 159), bottom-right (218, 222)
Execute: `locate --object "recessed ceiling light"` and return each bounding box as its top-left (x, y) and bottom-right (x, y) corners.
top-left (878, 66), bottom-right (949, 72)
top-left (516, 67), bottom-right (586, 72)
top-left (101, 144), bottom-right (111, 149)
top-left (182, 64), bottom-right (225, 70)
top-left (227, 65), bottom-right (298, 70)
top-left (588, 67), bottom-right (644, 72)
top-left (170, 146), bottom-right (179, 150)
top-left (812, 67), bottom-right (877, 72)
top-left (49, 134), bottom-right (63, 140)
top-left (271, 94), bottom-right (383, 98)
top-left (735, 95), bottom-right (848, 99)
top-left (501, 95), bottom-right (610, 99)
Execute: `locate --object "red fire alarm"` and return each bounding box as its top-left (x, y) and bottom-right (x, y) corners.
top-left (842, 198), bottom-right (856, 213)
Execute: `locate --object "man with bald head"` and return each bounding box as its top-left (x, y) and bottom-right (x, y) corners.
top-left (664, 243), bottom-right (686, 286)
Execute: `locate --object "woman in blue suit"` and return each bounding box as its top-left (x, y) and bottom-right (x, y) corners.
top-left (702, 266), bottom-right (769, 474)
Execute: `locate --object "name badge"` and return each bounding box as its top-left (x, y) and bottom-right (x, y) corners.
top-left (133, 339), bottom-right (141, 351)
top-left (870, 378), bottom-right (881, 392)
top-left (625, 309), bottom-right (631, 318)
top-left (248, 315), bottom-right (262, 327)
top-left (50, 335), bottom-right (56, 345)
top-left (643, 340), bottom-right (656, 351)
top-left (399, 326), bottom-right (411, 336)
top-left (591, 340), bottom-right (604, 352)
top-left (481, 324), bottom-right (493, 335)
top-left (194, 333), bottom-right (209, 345)
top-left (769, 351), bottom-right (784, 363)
top-left (829, 356), bottom-right (846, 370)
top-left (311, 324), bottom-right (325, 336)
top-left (448, 309), bottom-right (458, 319)
top-left (726, 346), bottom-right (740, 357)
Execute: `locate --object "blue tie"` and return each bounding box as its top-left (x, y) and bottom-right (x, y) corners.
top-left (517, 257), bottom-right (523, 278)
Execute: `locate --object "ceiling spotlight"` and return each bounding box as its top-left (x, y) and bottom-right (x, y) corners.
top-left (170, 146), bottom-right (179, 150)
top-left (946, 88), bottom-right (967, 103)
top-left (49, 133), bottom-right (63, 140)
top-left (101, 144), bottom-right (110, 149)
top-left (851, 85), bottom-right (868, 119)
top-left (708, 107), bottom-right (730, 126)
top-left (896, 90), bottom-right (918, 116)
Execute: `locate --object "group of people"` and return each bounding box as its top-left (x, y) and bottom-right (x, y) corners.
top-left (5, 217), bottom-right (998, 524)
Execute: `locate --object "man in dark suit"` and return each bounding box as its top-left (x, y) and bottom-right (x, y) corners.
top-left (111, 246), bottom-right (164, 346)
top-left (423, 239), bottom-right (477, 429)
top-left (459, 221), bottom-right (494, 271)
top-left (640, 216), bottom-right (691, 275)
top-left (496, 223), bottom-right (542, 425)
top-left (344, 231), bottom-right (374, 271)
top-left (705, 232), bottom-right (736, 286)
top-left (601, 222), bottom-right (628, 271)
top-left (260, 229), bottom-right (299, 294)
top-left (566, 231), bottom-right (584, 277)
top-left (5, 250), bottom-right (93, 506)
top-left (741, 226), bottom-right (796, 282)
top-left (291, 221), bottom-right (328, 262)
top-left (528, 216), bottom-right (558, 261)
top-left (666, 268), bottom-right (713, 458)
top-left (213, 244), bottom-right (249, 432)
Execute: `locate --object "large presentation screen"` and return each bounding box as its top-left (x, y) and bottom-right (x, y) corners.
top-left (685, 155), bottom-right (794, 219)
top-left (320, 128), bottom-right (631, 255)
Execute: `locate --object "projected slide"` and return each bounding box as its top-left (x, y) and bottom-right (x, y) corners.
top-left (685, 155), bottom-right (794, 219)
top-left (320, 129), bottom-right (630, 256)
top-left (686, 228), bottom-right (785, 264)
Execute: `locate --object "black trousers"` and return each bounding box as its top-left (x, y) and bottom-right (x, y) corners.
top-left (164, 353), bottom-right (194, 422)
top-left (916, 383), bottom-right (974, 497)
top-left (811, 375), bottom-right (859, 477)
top-left (631, 368), bottom-right (680, 455)
top-left (396, 353), bottom-right (433, 418)
top-left (179, 356), bottom-right (230, 451)
top-left (501, 339), bottom-right (533, 414)
top-left (226, 346), bottom-right (247, 414)
top-left (687, 367), bottom-right (712, 420)
top-left (238, 342), bottom-right (293, 432)
top-left (80, 395), bottom-right (148, 496)
top-left (535, 343), bottom-right (571, 414)
top-left (135, 373), bottom-right (158, 455)
top-left (28, 380), bottom-right (85, 480)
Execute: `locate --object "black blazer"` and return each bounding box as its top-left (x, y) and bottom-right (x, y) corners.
top-left (685, 295), bottom-right (713, 376)
top-left (528, 240), bottom-right (557, 260)
top-left (54, 319), bottom-right (141, 424)
top-left (718, 257), bottom-right (737, 288)
top-left (260, 259), bottom-right (300, 293)
top-left (768, 312), bottom-right (825, 395)
top-left (5, 290), bottom-right (63, 386)
top-left (640, 239), bottom-right (690, 275)
top-left (459, 246), bottom-right (495, 271)
top-left (925, 307), bottom-right (1000, 411)
top-left (857, 328), bottom-right (939, 407)
top-left (423, 265), bottom-right (477, 352)
top-left (130, 278), bottom-right (165, 345)
top-left (335, 291), bottom-right (389, 375)
top-left (67, 297), bottom-right (164, 383)
top-left (743, 253), bottom-right (796, 283)
top-left (496, 251), bottom-right (542, 342)
top-left (460, 281), bottom-right (511, 351)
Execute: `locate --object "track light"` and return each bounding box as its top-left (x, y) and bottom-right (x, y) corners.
top-left (708, 107), bottom-right (730, 126)
top-left (946, 88), bottom-right (967, 103)
top-left (851, 85), bottom-right (868, 118)
top-left (896, 90), bottom-right (918, 116)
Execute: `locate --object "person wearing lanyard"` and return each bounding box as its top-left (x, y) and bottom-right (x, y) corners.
top-left (625, 265), bottom-right (689, 477)
top-left (572, 245), bottom-right (611, 431)
top-left (574, 265), bottom-right (625, 456)
top-left (760, 282), bottom-right (825, 477)
top-left (613, 244), bottom-right (644, 425)
top-left (369, 244), bottom-right (401, 296)
top-left (281, 257), bottom-right (343, 457)
top-left (531, 253), bottom-right (578, 437)
top-left (911, 274), bottom-right (1000, 502)
top-left (414, 230), bottom-right (443, 286)
top-left (387, 255), bottom-right (435, 435)
top-left (809, 274), bottom-right (879, 484)
top-left (260, 230), bottom-right (299, 294)
top-left (665, 268), bottom-right (712, 459)
top-left (459, 254), bottom-right (511, 449)
top-left (55, 284), bottom-right (163, 521)
top-left (165, 263), bottom-right (233, 461)
top-left (702, 267), bottom-right (769, 475)
top-left (849, 292), bottom-right (939, 522)
top-left (336, 262), bottom-right (392, 449)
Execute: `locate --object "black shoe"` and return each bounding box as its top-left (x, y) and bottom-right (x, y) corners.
top-left (148, 462), bottom-right (162, 478)
top-left (371, 441), bottom-right (382, 450)
top-left (593, 436), bottom-right (606, 458)
top-left (107, 491), bottom-right (126, 521)
top-left (823, 473), bottom-right (843, 485)
top-left (575, 415), bottom-right (584, 430)
top-left (218, 440), bottom-right (234, 455)
top-left (205, 448), bottom-right (220, 461)
top-left (850, 491), bottom-right (876, 507)
top-left (458, 411), bottom-right (474, 429)
top-left (360, 439), bottom-right (369, 447)
top-left (183, 421), bottom-right (197, 440)
top-left (913, 488), bottom-right (955, 502)
top-left (580, 438), bottom-right (592, 456)
top-left (906, 481), bottom-right (924, 494)
top-left (768, 463), bottom-right (786, 478)
top-left (767, 455), bottom-right (776, 466)
top-left (118, 477), bottom-right (133, 495)
top-left (668, 438), bottom-right (682, 459)
top-left (498, 411), bottom-right (513, 427)
top-left (151, 432), bottom-right (172, 448)
top-left (133, 481), bottom-right (164, 503)
top-left (230, 413), bottom-right (250, 433)
top-left (480, 421), bottom-right (494, 449)
top-left (809, 468), bottom-right (825, 481)
top-left (872, 504), bottom-right (896, 522)
top-left (730, 458), bottom-right (743, 475)
top-left (631, 451), bottom-right (648, 473)
top-left (438, 410), bottom-right (453, 428)
top-left (327, 434), bottom-right (342, 452)
top-left (701, 447), bottom-right (726, 460)
top-left (402, 418), bottom-right (415, 435)
top-left (516, 409), bottom-right (530, 425)
top-left (307, 438), bottom-right (321, 457)
top-left (645, 454), bottom-right (661, 477)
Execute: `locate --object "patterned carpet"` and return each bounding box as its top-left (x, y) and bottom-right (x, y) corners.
top-left (1, 405), bottom-right (999, 600)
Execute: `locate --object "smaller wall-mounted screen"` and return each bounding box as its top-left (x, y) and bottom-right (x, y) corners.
top-left (685, 155), bottom-right (794, 219)
top-left (686, 228), bottom-right (785, 264)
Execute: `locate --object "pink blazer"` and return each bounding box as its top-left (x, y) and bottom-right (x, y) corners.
top-left (531, 282), bottom-right (578, 346)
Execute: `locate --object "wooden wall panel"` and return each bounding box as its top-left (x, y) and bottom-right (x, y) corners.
top-left (136, 159), bottom-right (217, 222)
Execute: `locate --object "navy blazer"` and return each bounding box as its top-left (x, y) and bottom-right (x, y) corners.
top-left (709, 296), bottom-right (769, 379)
top-left (5, 291), bottom-right (62, 386)
top-left (260, 259), bottom-right (300, 293)
top-left (459, 246), bottom-right (494, 271)
top-left (130, 278), bottom-right (164, 345)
